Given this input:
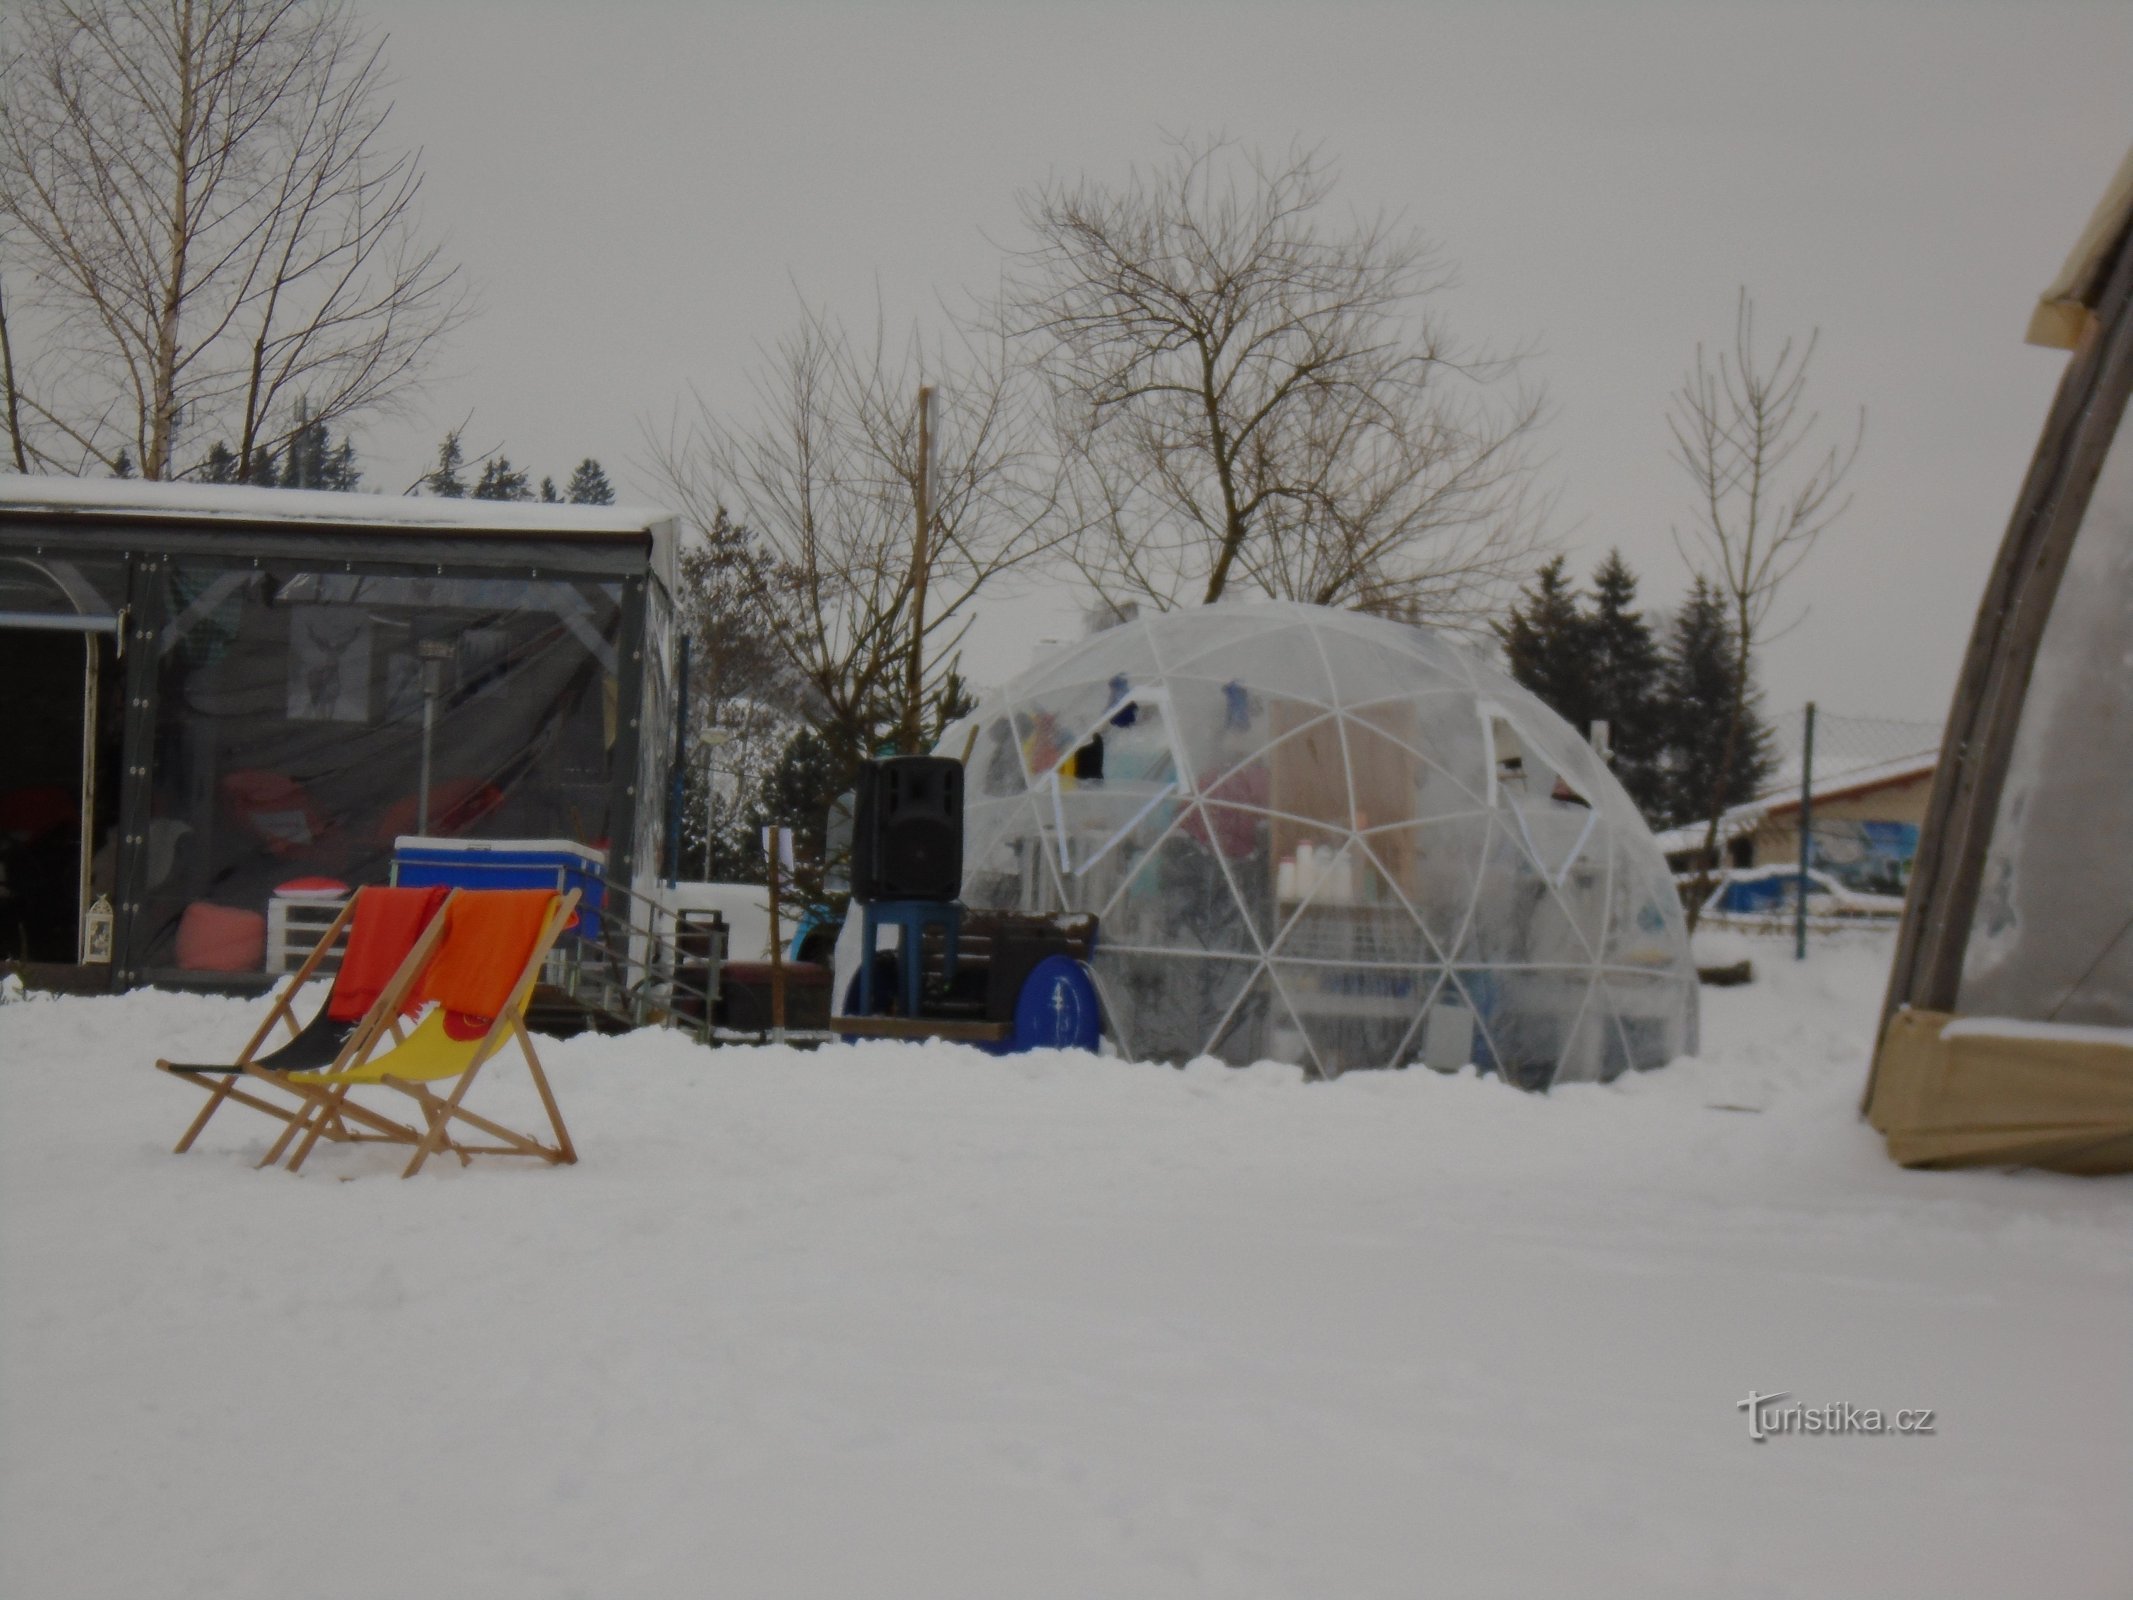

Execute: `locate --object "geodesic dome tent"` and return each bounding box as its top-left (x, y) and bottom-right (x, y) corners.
top-left (1867, 147), bottom-right (2133, 1173)
top-left (952, 600), bottom-right (1697, 1083)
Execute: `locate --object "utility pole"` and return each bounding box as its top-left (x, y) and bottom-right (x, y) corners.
top-left (1795, 701), bottom-right (1816, 961)
top-left (901, 384), bottom-right (936, 754)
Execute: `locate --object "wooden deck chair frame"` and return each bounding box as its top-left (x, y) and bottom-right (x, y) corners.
top-left (156, 894), bottom-right (444, 1156)
top-left (271, 889), bottom-right (580, 1179)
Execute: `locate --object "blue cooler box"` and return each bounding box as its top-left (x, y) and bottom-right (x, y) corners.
top-left (391, 837), bottom-right (609, 941)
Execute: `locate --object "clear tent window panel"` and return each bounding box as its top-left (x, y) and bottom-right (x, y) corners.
top-left (141, 565), bottom-right (623, 970)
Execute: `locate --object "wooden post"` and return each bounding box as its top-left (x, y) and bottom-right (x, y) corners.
top-left (902, 385), bottom-right (936, 754)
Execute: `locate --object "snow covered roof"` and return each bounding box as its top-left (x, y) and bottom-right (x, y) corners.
top-left (0, 472), bottom-right (674, 541)
top-left (1652, 748), bottom-right (1940, 857)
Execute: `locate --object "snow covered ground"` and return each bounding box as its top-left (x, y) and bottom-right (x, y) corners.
top-left (2, 932), bottom-right (2126, 1599)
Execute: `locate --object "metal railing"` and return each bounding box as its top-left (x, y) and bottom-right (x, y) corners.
top-left (543, 877), bottom-right (725, 1042)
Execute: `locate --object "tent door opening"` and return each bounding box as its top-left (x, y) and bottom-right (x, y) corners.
top-left (0, 615), bottom-right (123, 964)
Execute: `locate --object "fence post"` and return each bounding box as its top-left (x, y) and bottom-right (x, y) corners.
top-left (1795, 701), bottom-right (1815, 961)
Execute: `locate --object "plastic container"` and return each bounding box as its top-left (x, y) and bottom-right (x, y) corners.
top-left (391, 836), bottom-right (607, 941)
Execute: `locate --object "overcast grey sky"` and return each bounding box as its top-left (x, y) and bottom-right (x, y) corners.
top-left (356, 0), bottom-right (2131, 722)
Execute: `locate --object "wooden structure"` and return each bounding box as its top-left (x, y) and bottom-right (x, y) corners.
top-left (1865, 147), bottom-right (2133, 1171)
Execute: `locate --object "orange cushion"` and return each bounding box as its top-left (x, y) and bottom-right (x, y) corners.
top-left (175, 902), bottom-right (267, 973)
top-left (416, 890), bottom-right (555, 1035)
top-left (327, 885), bottom-right (449, 1023)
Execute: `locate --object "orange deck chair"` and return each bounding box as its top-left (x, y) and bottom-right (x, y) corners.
top-left (266, 888), bottom-right (581, 1178)
top-left (158, 885), bottom-right (450, 1154)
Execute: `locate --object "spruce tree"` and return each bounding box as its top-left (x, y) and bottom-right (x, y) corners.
top-left (1585, 549), bottom-right (1667, 819)
top-left (243, 443), bottom-right (279, 486)
top-left (322, 437), bottom-right (361, 492)
top-left (746, 726), bottom-right (842, 909)
top-left (111, 449), bottom-right (135, 478)
top-left (199, 442), bottom-right (239, 484)
top-left (565, 457), bottom-right (615, 505)
top-left (1659, 574), bottom-right (1776, 828)
top-left (539, 476), bottom-right (561, 503)
top-left (281, 412), bottom-right (327, 489)
top-left (1497, 556), bottom-right (1596, 738)
top-left (473, 456), bottom-right (532, 500)
top-left (425, 432), bottom-right (467, 497)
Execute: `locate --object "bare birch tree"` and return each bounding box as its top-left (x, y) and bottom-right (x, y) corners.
top-left (648, 302), bottom-right (1063, 783)
top-left (0, 259), bottom-right (30, 471)
top-left (1668, 288), bottom-right (1864, 926)
top-left (1002, 136), bottom-right (1545, 623)
top-left (0, 0), bottom-right (463, 479)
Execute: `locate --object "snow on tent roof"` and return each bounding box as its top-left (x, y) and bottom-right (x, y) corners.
top-left (0, 472), bottom-right (673, 541)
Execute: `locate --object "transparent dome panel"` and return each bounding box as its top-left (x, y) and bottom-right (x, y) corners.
top-left (952, 600), bottom-right (1697, 1084)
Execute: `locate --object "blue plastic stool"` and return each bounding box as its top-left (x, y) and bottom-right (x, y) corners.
top-left (857, 900), bottom-right (960, 1017)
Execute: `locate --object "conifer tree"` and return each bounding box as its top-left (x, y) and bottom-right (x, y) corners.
top-left (746, 726), bottom-right (841, 911)
top-left (111, 448), bottom-right (134, 478)
top-left (473, 456), bottom-right (531, 500)
top-left (199, 429), bottom-right (353, 489)
top-left (565, 457), bottom-right (615, 505)
top-left (1585, 549), bottom-right (1666, 818)
top-left (280, 410), bottom-right (326, 489)
top-left (199, 441), bottom-right (239, 483)
top-left (539, 476), bottom-right (560, 503)
top-left (323, 437), bottom-right (360, 491)
top-left (425, 431), bottom-right (467, 497)
top-left (1497, 555), bottom-right (1596, 737)
top-left (1659, 573), bottom-right (1775, 829)
top-left (674, 506), bottom-right (808, 886)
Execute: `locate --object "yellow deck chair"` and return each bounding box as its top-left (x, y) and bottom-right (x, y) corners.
top-left (157, 885), bottom-right (451, 1155)
top-left (268, 888), bottom-right (580, 1178)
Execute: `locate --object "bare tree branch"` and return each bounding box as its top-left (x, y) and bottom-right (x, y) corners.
top-left (0, 0), bottom-right (465, 478)
top-left (645, 300), bottom-right (1066, 774)
top-left (998, 134), bottom-right (1547, 624)
top-left (1668, 287), bottom-right (1865, 928)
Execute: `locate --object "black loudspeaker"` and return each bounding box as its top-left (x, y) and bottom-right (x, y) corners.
top-left (852, 756), bottom-right (964, 903)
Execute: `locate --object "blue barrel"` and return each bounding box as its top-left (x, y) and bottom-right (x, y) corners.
top-left (1008, 955), bottom-right (1102, 1053)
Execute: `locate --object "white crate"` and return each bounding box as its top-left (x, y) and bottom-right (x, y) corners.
top-left (266, 894), bottom-right (351, 975)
